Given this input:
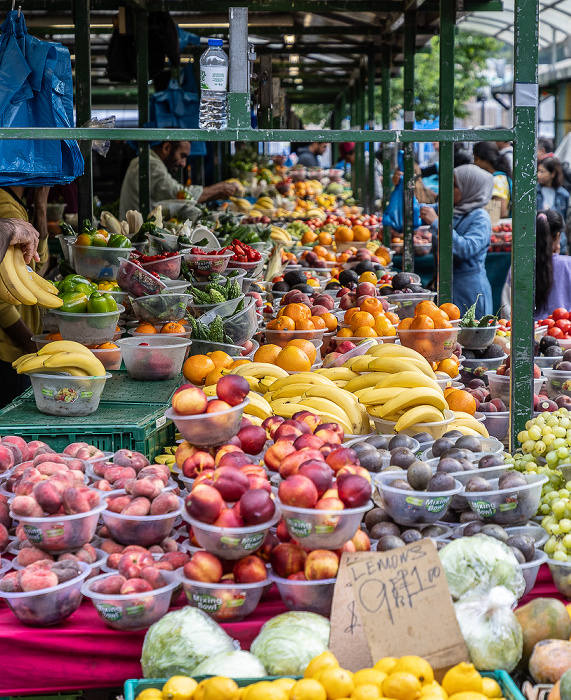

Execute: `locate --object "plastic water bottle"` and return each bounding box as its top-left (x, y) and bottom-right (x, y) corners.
top-left (199, 39), bottom-right (228, 130)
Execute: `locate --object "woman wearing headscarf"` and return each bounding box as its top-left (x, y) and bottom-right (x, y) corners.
top-left (419, 164), bottom-right (495, 318)
top-left (335, 142), bottom-right (355, 173)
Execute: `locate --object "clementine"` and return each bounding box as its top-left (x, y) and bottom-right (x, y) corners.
top-left (134, 323), bottom-right (157, 334)
top-left (183, 354), bottom-right (216, 384)
top-left (283, 303), bottom-right (311, 321)
top-left (161, 322), bottom-right (186, 333)
top-left (295, 319), bottom-right (315, 331)
top-left (350, 311), bottom-right (375, 331)
top-left (337, 328), bottom-right (354, 337)
top-left (208, 351), bottom-right (234, 369)
top-left (275, 346), bottom-right (312, 372)
top-left (446, 389), bottom-right (477, 415)
top-left (352, 225), bottom-right (371, 242)
top-left (287, 339), bottom-right (317, 364)
top-left (253, 343), bottom-right (282, 363)
top-left (318, 232), bottom-right (333, 245)
top-left (320, 312), bottom-right (339, 332)
top-left (410, 315), bottom-right (435, 330)
top-left (335, 226), bottom-right (354, 242)
top-left (440, 303), bottom-right (460, 321)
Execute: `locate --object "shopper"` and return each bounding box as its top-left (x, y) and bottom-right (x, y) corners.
top-left (295, 142), bottom-right (327, 168)
top-left (335, 142), bottom-right (355, 173)
top-left (501, 210), bottom-right (570, 320)
top-left (495, 138), bottom-right (513, 170)
top-left (119, 140), bottom-right (238, 218)
top-left (0, 219), bottom-right (40, 264)
top-left (419, 164), bottom-right (494, 317)
top-left (538, 137), bottom-right (555, 163)
top-left (473, 141), bottom-right (512, 218)
top-left (537, 156), bottom-right (569, 254)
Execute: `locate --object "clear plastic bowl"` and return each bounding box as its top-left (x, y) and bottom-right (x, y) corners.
top-left (127, 325), bottom-right (191, 340)
top-left (184, 251), bottom-right (233, 278)
top-left (397, 328), bottom-right (459, 363)
top-left (188, 338), bottom-right (249, 357)
top-left (131, 294), bottom-right (191, 324)
top-left (191, 269), bottom-right (246, 290)
top-left (457, 325), bottom-right (499, 350)
top-left (452, 521), bottom-right (548, 548)
top-left (200, 298), bottom-right (258, 346)
top-left (9, 492), bottom-right (106, 553)
top-left (72, 245), bottom-right (132, 281)
top-left (52, 305), bottom-right (124, 345)
top-left (462, 472), bottom-right (548, 526)
top-left (31, 333), bottom-right (56, 350)
top-left (28, 372), bottom-right (111, 417)
top-left (277, 499), bottom-right (372, 550)
top-left (332, 335), bottom-right (397, 346)
top-left (180, 507), bottom-right (280, 560)
top-left (118, 336), bottom-right (191, 381)
top-left (100, 494), bottom-right (183, 546)
top-left (107, 290), bottom-right (130, 306)
top-left (448, 463), bottom-right (511, 486)
top-left (543, 368), bottom-right (571, 399)
top-left (163, 279), bottom-right (190, 294)
top-left (461, 355), bottom-right (508, 375)
top-left (82, 570), bottom-right (178, 630)
top-left (146, 231), bottom-right (179, 252)
top-left (421, 437), bottom-right (503, 461)
top-left (434, 374), bottom-right (462, 390)
top-left (86, 345), bottom-right (122, 371)
top-left (387, 292), bottom-right (437, 320)
top-left (264, 328), bottom-right (327, 348)
top-left (534, 355), bottom-right (562, 370)
top-left (486, 371), bottom-right (545, 405)
top-left (227, 256), bottom-right (267, 278)
top-left (270, 573), bottom-right (335, 617)
top-left (188, 295), bottom-right (245, 319)
top-left (0, 561), bottom-right (90, 626)
top-left (117, 258), bottom-right (166, 297)
top-left (140, 254), bottom-right (183, 280)
top-left (177, 571), bottom-right (267, 622)
top-left (374, 471), bottom-right (463, 526)
top-left (547, 558), bottom-right (571, 598)
top-left (371, 409), bottom-right (455, 439)
top-left (480, 410), bottom-right (510, 442)
top-left (164, 398), bottom-right (249, 447)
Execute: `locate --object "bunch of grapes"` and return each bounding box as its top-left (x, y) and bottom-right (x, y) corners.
top-left (517, 408), bottom-right (571, 466)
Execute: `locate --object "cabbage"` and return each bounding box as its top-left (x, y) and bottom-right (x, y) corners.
top-left (141, 608), bottom-right (236, 678)
top-left (193, 651), bottom-right (267, 679)
top-left (251, 624), bottom-right (329, 676)
top-left (258, 612), bottom-right (330, 646)
top-left (439, 534), bottom-right (525, 601)
top-left (454, 586), bottom-right (523, 672)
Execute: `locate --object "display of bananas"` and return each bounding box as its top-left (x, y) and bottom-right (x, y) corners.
top-left (13, 340), bottom-right (106, 377)
top-left (270, 226), bottom-right (293, 243)
top-left (228, 197), bottom-right (253, 213)
top-left (0, 246), bottom-right (62, 308)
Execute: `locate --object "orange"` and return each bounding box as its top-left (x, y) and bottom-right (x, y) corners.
top-left (444, 386), bottom-right (457, 398)
top-left (306, 278), bottom-right (320, 288)
top-left (415, 300), bottom-right (440, 318)
top-left (344, 308), bottom-right (359, 325)
top-left (354, 326), bottom-right (377, 337)
top-left (229, 359), bottom-right (251, 369)
top-left (359, 271), bottom-right (378, 286)
top-left (352, 225), bottom-right (371, 242)
top-left (385, 311), bottom-right (400, 325)
top-left (438, 358), bottom-right (460, 378)
top-left (183, 354), bottom-right (216, 384)
top-left (311, 315), bottom-right (327, 330)
top-left (398, 317), bottom-right (413, 330)
top-left (325, 252), bottom-right (336, 262)
top-left (253, 343), bottom-right (282, 363)
top-left (97, 342), bottom-right (119, 350)
top-left (350, 311), bottom-right (375, 331)
top-left (204, 367), bottom-right (225, 385)
top-left (46, 332), bottom-right (63, 341)
top-left (208, 350), bottom-right (234, 369)
top-left (287, 339), bottom-right (317, 364)
top-left (414, 338), bottom-right (436, 358)
top-left (283, 303), bottom-right (311, 321)
top-left (161, 322), bottom-right (186, 333)
top-left (433, 317), bottom-right (453, 329)
top-left (320, 312), bottom-right (338, 332)
top-left (337, 328), bottom-right (354, 337)
top-left (135, 323), bottom-right (157, 334)
top-left (314, 246), bottom-right (328, 258)
top-left (360, 298), bottom-right (384, 316)
top-left (374, 316), bottom-right (394, 336)
top-left (318, 232), bottom-right (332, 246)
top-left (410, 315), bottom-right (435, 330)
top-left (295, 319), bottom-right (315, 331)
top-left (335, 226), bottom-right (354, 242)
top-left (446, 389), bottom-right (477, 415)
top-left (440, 303), bottom-right (460, 321)
top-left (301, 231), bottom-right (317, 245)
top-left (267, 316), bottom-right (295, 331)
top-left (375, 246), bottom-right (391, 257)
top-left (275, 346), bottom-right (311, 372)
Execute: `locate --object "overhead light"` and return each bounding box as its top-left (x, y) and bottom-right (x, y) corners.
top-left (180, 23), bottom-right (229, 28)
top-left (294, 78), bottom-right (303, 84)
top-left (296, 84), bottom-right (304, 91)
top-left (289, 66), bottom-right (299, 76)
top-left (290, 54), bottom-right (299, 63)
top-left (284, 34), bottom-right (295, 45)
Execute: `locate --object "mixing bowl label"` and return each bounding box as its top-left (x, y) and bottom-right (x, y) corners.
top-left (23, 525), bottom-right (43, 543)
top-left (96, 603), bottom-right (123, 621)
top-left (125, 603), bottom-right (146, 616)
top-left (472, 500), bottom-right (497, 517)
top-left (405, 496), bottom-right (448, 513)
top-left (192, 593), bottom-right (223, 612)
top-left (287, 518), bottom-right (313, 537)
top-left (45, 526), bottom-right (65, 538)
top-left (241, 533), bottom-right (265, 550)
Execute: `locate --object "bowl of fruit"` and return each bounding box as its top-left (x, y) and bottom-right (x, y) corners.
top-left (72, 235), bottom-right (132, 281)
top-left (118, 336), bottom-right (191, 381)
top-left (131, 293), bottom-right (192, 325)
top-left (397, 327), bottom-right (459, 363)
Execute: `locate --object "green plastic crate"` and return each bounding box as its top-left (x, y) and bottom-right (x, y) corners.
top-left (0, 401), bottom-right (175, 462)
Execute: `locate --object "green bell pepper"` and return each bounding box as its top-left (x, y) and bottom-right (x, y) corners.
top-left (59, 291), bottom-right (89, 314)
top-left (87, 292), bottom-right (117, 314)
top-left (59, 275), bottom-right (95, 295)
top-left (107, 233), bottom-right (131, 249)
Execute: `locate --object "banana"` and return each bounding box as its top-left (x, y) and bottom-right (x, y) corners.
top-left (258, 376), bottom-right (276, 393)
top-left (63, 367), bottom-right (92, 377)
top-left (244, 376), bottom-right (260, 391)
top-left (15, 355), bottom-right (49, 374)
top-left (332, 380), bottom-right (348, 389)
top-left (0, 270), bottom-right (19, 304)
top-left (42, 351), bottom-right (106, 377)
top-left (0, 248), bottom-right (36, 305)
top-left (12, 248), bottom-right (62, 309)
top-left (300, 397), bottom-right (354, 428)
top-left (314, 367), bottom-right (359, 381)
top-left (404, 358), bottom-right (438, 378)
top-left (367, 343), bottom-right (430, 364)
top-left (367, 405), bottom-right (406, 419)
top-left (268, 372), bottom-right (335, 392)
top-left (358, 387), bottom-right (408, 406)
top-left (299, 408), bottom-right (353, 435)
top-left (376, 387), bottom-right (447, 419)
top-left (203, 385), bottom-right (217, 396)
top-left (374, 372), bottom-right (442, 392)
top-left (450, 426), bottom-right (481, 436)
top-left (37, 341), bottom-right (94, 357)
top-left (394, 405), bottom-right (446, 432)
top-left (270, 397), bottom-right (302, 409)
top-left (270, 401), bottom-right (304, 418)
top-left (271, 384), bottom-right (314, 400)
top-left (244, 392), bottom-right (272, 420)
top-left (304, 385), bottom-right (368, 435)
top-left (344, 372), bottom-right (389, 393)
top-left (368, 357), bottom-right (435, 378)
top-left (342, 355), bottom-right (376, 372)
top-left (12, 352), bottom-right (38, 369)
top-left (231, 363), bottom-right (288, 380)
top-left (245, 414), bottom-right (264, 427)
top-left (450, 417), bottom-right (489, 438)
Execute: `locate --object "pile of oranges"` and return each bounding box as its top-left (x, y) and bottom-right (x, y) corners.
top-left (334, 224), bottom-right (371, 243)
top-left (433, 355), bottom-right (461, 378)
top-left (182, 351), bottom-right (248, 385)
top-left (254, 338), bottom-right (319, 372)
top-left (301, 230), bottom-right (333, 246)
top-left (338, 298), bottom-right (399, 338)
top-left (133, 322), bottom-right (186, 334)
top-left (397, 301), bottom-right (460, 331)
top-left (300, 247), bottom-right (336, 264)
top-left (396, 300), bottom-right (461, 362)
top-left (267, 303), bottom-right (338, 333)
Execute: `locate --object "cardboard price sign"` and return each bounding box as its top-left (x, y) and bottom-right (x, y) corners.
top-left (329, 540), bottom-right (468, 675)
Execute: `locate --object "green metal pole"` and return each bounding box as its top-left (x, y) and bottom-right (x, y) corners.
top-left (402, 10), bottom-right (416, 274)
top-left (367, 50), bottom-right (376, 216)
top-left (73, 0), bottom-right (92, 226)
top-left (331, 101), bottom-right (342, 166)
top-left (437, 0), bottom-right (455, 304)
top-left (136, 8), bottom-right (150, 219)
top-left (509, 0), bottom-right (539, 447)
top-left (350, 81), bottom-right (357, 194)
top-left (355, 68), bottom-right (366, 207)
top-left (381, 45), bottom-right (392, 247)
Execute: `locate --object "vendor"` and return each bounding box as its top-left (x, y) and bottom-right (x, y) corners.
top-left (420, 164), bottom-right (494, 318)
top-left (119, 140), bottom-right (239, 219)
top-left (295, 142), bottom-right (328, 168)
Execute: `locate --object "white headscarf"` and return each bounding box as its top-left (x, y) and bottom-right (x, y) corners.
top-left (453, 164), bottom-right (494, 215)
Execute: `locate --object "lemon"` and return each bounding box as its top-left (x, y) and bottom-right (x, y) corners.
top-left (305, 652), bottom-right (340, 678)
top-left (193, 680), bottom-right (208, 700)
top-left (392, 657), bottom-right (434, 686)
top-left (291, 678), bottom-right (327, 700)
top-left (272, 679), bottom-right (296, 694)
top-left (374, 659), bottom-right (398, 675)
top-left (448, 694), bottom-right (489, 700)
top-left (136, 689), bottom-right (163, 700)
top-left (480, 679), bottom-right (501, 699)
top-left (243, 682), bottom-right (287, 700)
top-left (163, 677), bottom-right (198, 700)
top-left (421, 683), bottom-right (447, 700)
top-left (320, 668), bottom-right (356, 700)
top-left (442, 664), bottom-right (483, 696)
top-left (382, 672), bottom-right (422, 700)
top-left (202, 677), bottom-right (240, 700)
top-left (351, 684), bottom-right (381, 700)
top-left (353, 670), bottom-right (387, 691)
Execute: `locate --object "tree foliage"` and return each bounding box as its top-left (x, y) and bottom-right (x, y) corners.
top-left (290, 103), bottom-right (331, 127)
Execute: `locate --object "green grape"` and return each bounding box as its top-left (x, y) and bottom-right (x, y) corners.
top-left (560, 489), bottom-right (571, 499)
top-left (554, 550), bottom-right (568, 561)
top-left (561, 417), bottom-right (571, 429)
top-left (518, 431), bottom-right (530, 443)
top-left (554, 426), bottom-right (567, 438)
top-left (546, 451), bottom-right (560, 466)
top-left (545, 538), bottom-right (557, 555)
top-left (528, 426), bottom-right (543, 441)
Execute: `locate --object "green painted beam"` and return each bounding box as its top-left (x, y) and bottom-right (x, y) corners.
top-left (73, 0), bottom-right (93, 225)
top-left (381, 45), bottom-right (392, 248)
top-left (367, 51), bottom-right (377, 214)
top-left (24, 0), bottom-right (503, 9)
top-left (402, 10), bottom-right (416, 274)
top-left (136, 7), bottom-right (150, 219)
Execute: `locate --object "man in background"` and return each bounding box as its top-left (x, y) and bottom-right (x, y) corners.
top-left (295, 142), bottom-right (328, 168)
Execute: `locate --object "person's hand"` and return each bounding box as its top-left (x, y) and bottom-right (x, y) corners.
top-left (1, 219), bottom-right (40, 264)
top-left (218, 182), bottom-right (239, 198)
top-left (392, 169), bottom-right (403, 186)
top-left (420, 206), bottom-right (438, 225)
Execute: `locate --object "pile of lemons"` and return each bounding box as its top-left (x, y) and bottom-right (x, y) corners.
top-left (135, 653), bottom-right (505, 700)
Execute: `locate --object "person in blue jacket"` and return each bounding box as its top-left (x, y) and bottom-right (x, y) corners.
top-left (537, 156), bottom-right (569, 254)
top-left (419, 164), bottom-right (494, 318)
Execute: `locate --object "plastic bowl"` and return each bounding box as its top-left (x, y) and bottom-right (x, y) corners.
top-left (461, 355), bottom-right (508, 375)
top-left (452, 521), bottom-right (548, 547)
top-left (164, 398), bottom-right (249, 447)
top-left (163, 279), bottom-right (190, 294)
top-left (332, 334), bottom-right (397, 346)
top-left (28, 372), bottom-right (111, 416)
top-left (118, 336), bottom-right (191, 381)
top-left (181, 507), bottom-right (280, 560)
top-left (127, 325), bottom-right (191, 340)
top-left (543, 368), bottom-right (571, 399)
top-left (277, 499), bottom-right (372, 550)
top-left (534, 355), bottom-right (562, 370)
top-left (82, 570), bottom-right (178, 630)
top-left (199, 297), bottom-right (258, 346)
top-left (140, 254), bottom-right (183, 280)
top-left (371, 409), bottom-right (455, 439)
top-left (547, 558), bottom-right (571, 598)
top-left (227, 256), bottom-right (267, 278)
top-left (86, 345), bottom-right (122, 371)
top-left (184, 252), bottom-right (233, 278)
top-left (421, 437), bottom-right (503, 461)
top-left (9, 493), bottom-right (106, 553)
top-left (462, 472), bottom-right (548, 525)
top-left (72, 245), bottom-right (132, 281)
top-left (486, 371), bottom-right (545, 405)
top-left (188, 295), bottom-right (245, 319)
top-left (264, 328), bottom-right (327, 348)
top-left (387, 292), bottom-right (437, 320)
top-left (480, 410), bottom-right (510, 442)
top-left (131, 294), bottom-right (191, 324)
top-left (188, 338), bottom-right (250, 358)
top-left (0, 561), bottom-right (90, 626)
top-left (270, 573), bottom-right (335, 616)
top-left (374, 470), bottom-right (463, 526)
top-left (457, 325), bottom-right (499, 350)
top-left (52, 305), bottom-right (124, 345)
top-left (100, 494), bottom-right (183, 546)
top-left (177, 571), bottom-right (267, 622)
top-left (191, 270), bottom-right (246, 290)
top-left (397, 327), bottom-right (459, 363)
top-left (117, 259), bottom-right (166, 297)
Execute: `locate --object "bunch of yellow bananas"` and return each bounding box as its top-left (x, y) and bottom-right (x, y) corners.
top-left (13, 340), bottom-right (106, 377)
top-left (0, 246), bottom-right (62, 308)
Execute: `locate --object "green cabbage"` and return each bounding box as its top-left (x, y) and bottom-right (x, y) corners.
top-left (258, 612), bottom-right (330, 647)
top-left (141, 608), bottom-right (236, 678)
top-left (193, 651), bottom-right (267, 679)
top-left (439, 534), bottom-right (525, 601)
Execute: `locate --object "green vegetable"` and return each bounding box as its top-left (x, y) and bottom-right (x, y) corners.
top-left (192, 651), bottom-right (267, 679)
top-left (478, 314), bottom-right (496, 328)
top-left (87, 292), bottom-right (117, 313)
top-left (59, 274), bottom-right (95, 295)
top-left (259, 612), bottom-right (330, 647)
top-left (180, 259), bottom-right (193, 282)
top-left (226, 279), bottom-right (242, 300)
top-left (209, 290), bottom-right (226, 304)
top-left (59, 291), bottom-right (89, 314)
top-left (107, 233), bottom-right (131, 249)
top-left (190, 288), bottom-right (211, 304)
top-left (459, 296), bottom-right (480, 328)
top-left (59, 222), bottom-right (76, 237)
top-left (210, 315), bottom-right (224, 343)
top-left (194, 321), bottom-right (210, 341)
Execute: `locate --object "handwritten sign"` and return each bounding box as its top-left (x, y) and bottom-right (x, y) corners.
top-left (329, 541), bottom-right (468, 676)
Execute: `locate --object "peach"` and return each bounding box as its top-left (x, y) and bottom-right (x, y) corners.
top-left (160, 551), bottom-right (190, 569)
top-left (214, 444), bottom-right (243, 466)
top-left (139, 566), bottom-right (167, 590)
top-left (305, 550), bottom-right (339, 580)
top-left (319, 444), bottom-right (336, 460)
top-left (62, 442), bottom-right (90, 458)
top-left (240, 464), bottom-right (267, 479)
top-left (75, 543), bottom-right (97, 564)
top-left (100, 539), bottom-right (125, 555)
top-left (62, 487), bottom-right (92, 514)
top-left (315, 497), bottom-right (345, 510)
top-left (288, 572), bottom-right (307, 581)
top-left (298, 460), bottom-right (334, 498)
top-left (217, 451), bottom-right (252, 469)
top-left (117, 551), bottom-right (154, 579)
top-left (239, 489), bottom-right (276, 525)
top-left (175, 441), bottom-right (198, 468)
top-left (336, 465), bottom-right (372, 483)
top-left (206, 399), bottom-right (232, 413)
top-left (184, 551), bottom-right (223, 583)
top-left (2, 436), bottom-right (28, 462)
top-left (261, 415), bottom-right (285, 439)
top-left (264, 441), bottom-right (296, 472)
top-left (160, 537), bottom-right (179, 553)
top-left (17, 547), bottom-right (53, 567)
top-left (326, 447), bottom-right (358, 473)
top-left (172, 386), bottom-right (208, 416)
top-left (14, 481), bottom-right (37, 497)
top-left (246, 474), bottom-right (272, 493)
top-left (113, 449), bottom-right (149, 473)
top-left (256, 530), bottom-right (278, 562)
top-left (276, 419), bottom-right (311, 441)
top-left (1, 441), bottom-right (22, 466)
top-left (185, 484), bottom-right (225, 523)
top-left (106, 495), bottom-right (134, 513)
top-left (36, 461), bottom-right (67, 477)
top-left (213, 507), bottom-right (245, 528)
top-left (20, 567), bottom-right (59, 592)
top-left (337, 475), bottom-right (372, 508)
top-left (65, 457), bottom-right (85, 472)
top-left (278, 474), bottom-right (319, 508)
top-left (107, 552), bottom-right (123, 569)
top-left (138, 465), bottom-right (169, 484)
top-left (127, 479), bottom-right (162, 500)
top-left (336, 540), bottom-right (357, 556)
top-left (150, 492), bottom-right (179, 515)
top-left (279, 448), bottom-right (325, 479)
top-left (316, 423), bottom-right (344, 441)
top-left (276, 519), bottom-right (291, 542)
top-left (233, 555), bottom-right (267, 583)
top-left (212, 466), bottom-right (249, 502)
top-left (122, 496), bottom-right (151, 516)
top-left (26, 441), bottom-right (50, 458)
top-left (352, 529), bottom-right (372, 551)
top-left (33, 481), bottom-right (62, 514)
top-left (216, 374), bottom-right (249, 407)
top-left (0, 523), bottom-right (8, 552)
top-left (33, 453), bottom-right (65, 467)
top-left (192, 469), bottom-right (215, 488)
top-left (236, 426), bottom-right (267, 455)
top-left (51, 560), bottom-right (83, 583)
top-left (92, 574), bottom-right (127, 594)
top-left (0, 571), bottom-right (22, 592)
top-left (120, 578), bottom-right (153, 595)
top-left (292, 411), bottom-right (321, 432)
top-left (182, 451), bottom-right (215, 478)
top-left (293, 434), bottom-right (325, 451)
top-left (270, 542), bottom-right (307, 578)
top-left (312, 294), bottom-right (335, 310)
top-left (11, 495), bottom-right (43, 517)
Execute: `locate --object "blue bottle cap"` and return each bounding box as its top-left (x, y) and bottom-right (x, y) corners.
top-left (208, 38), bottom-right (224, 46)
